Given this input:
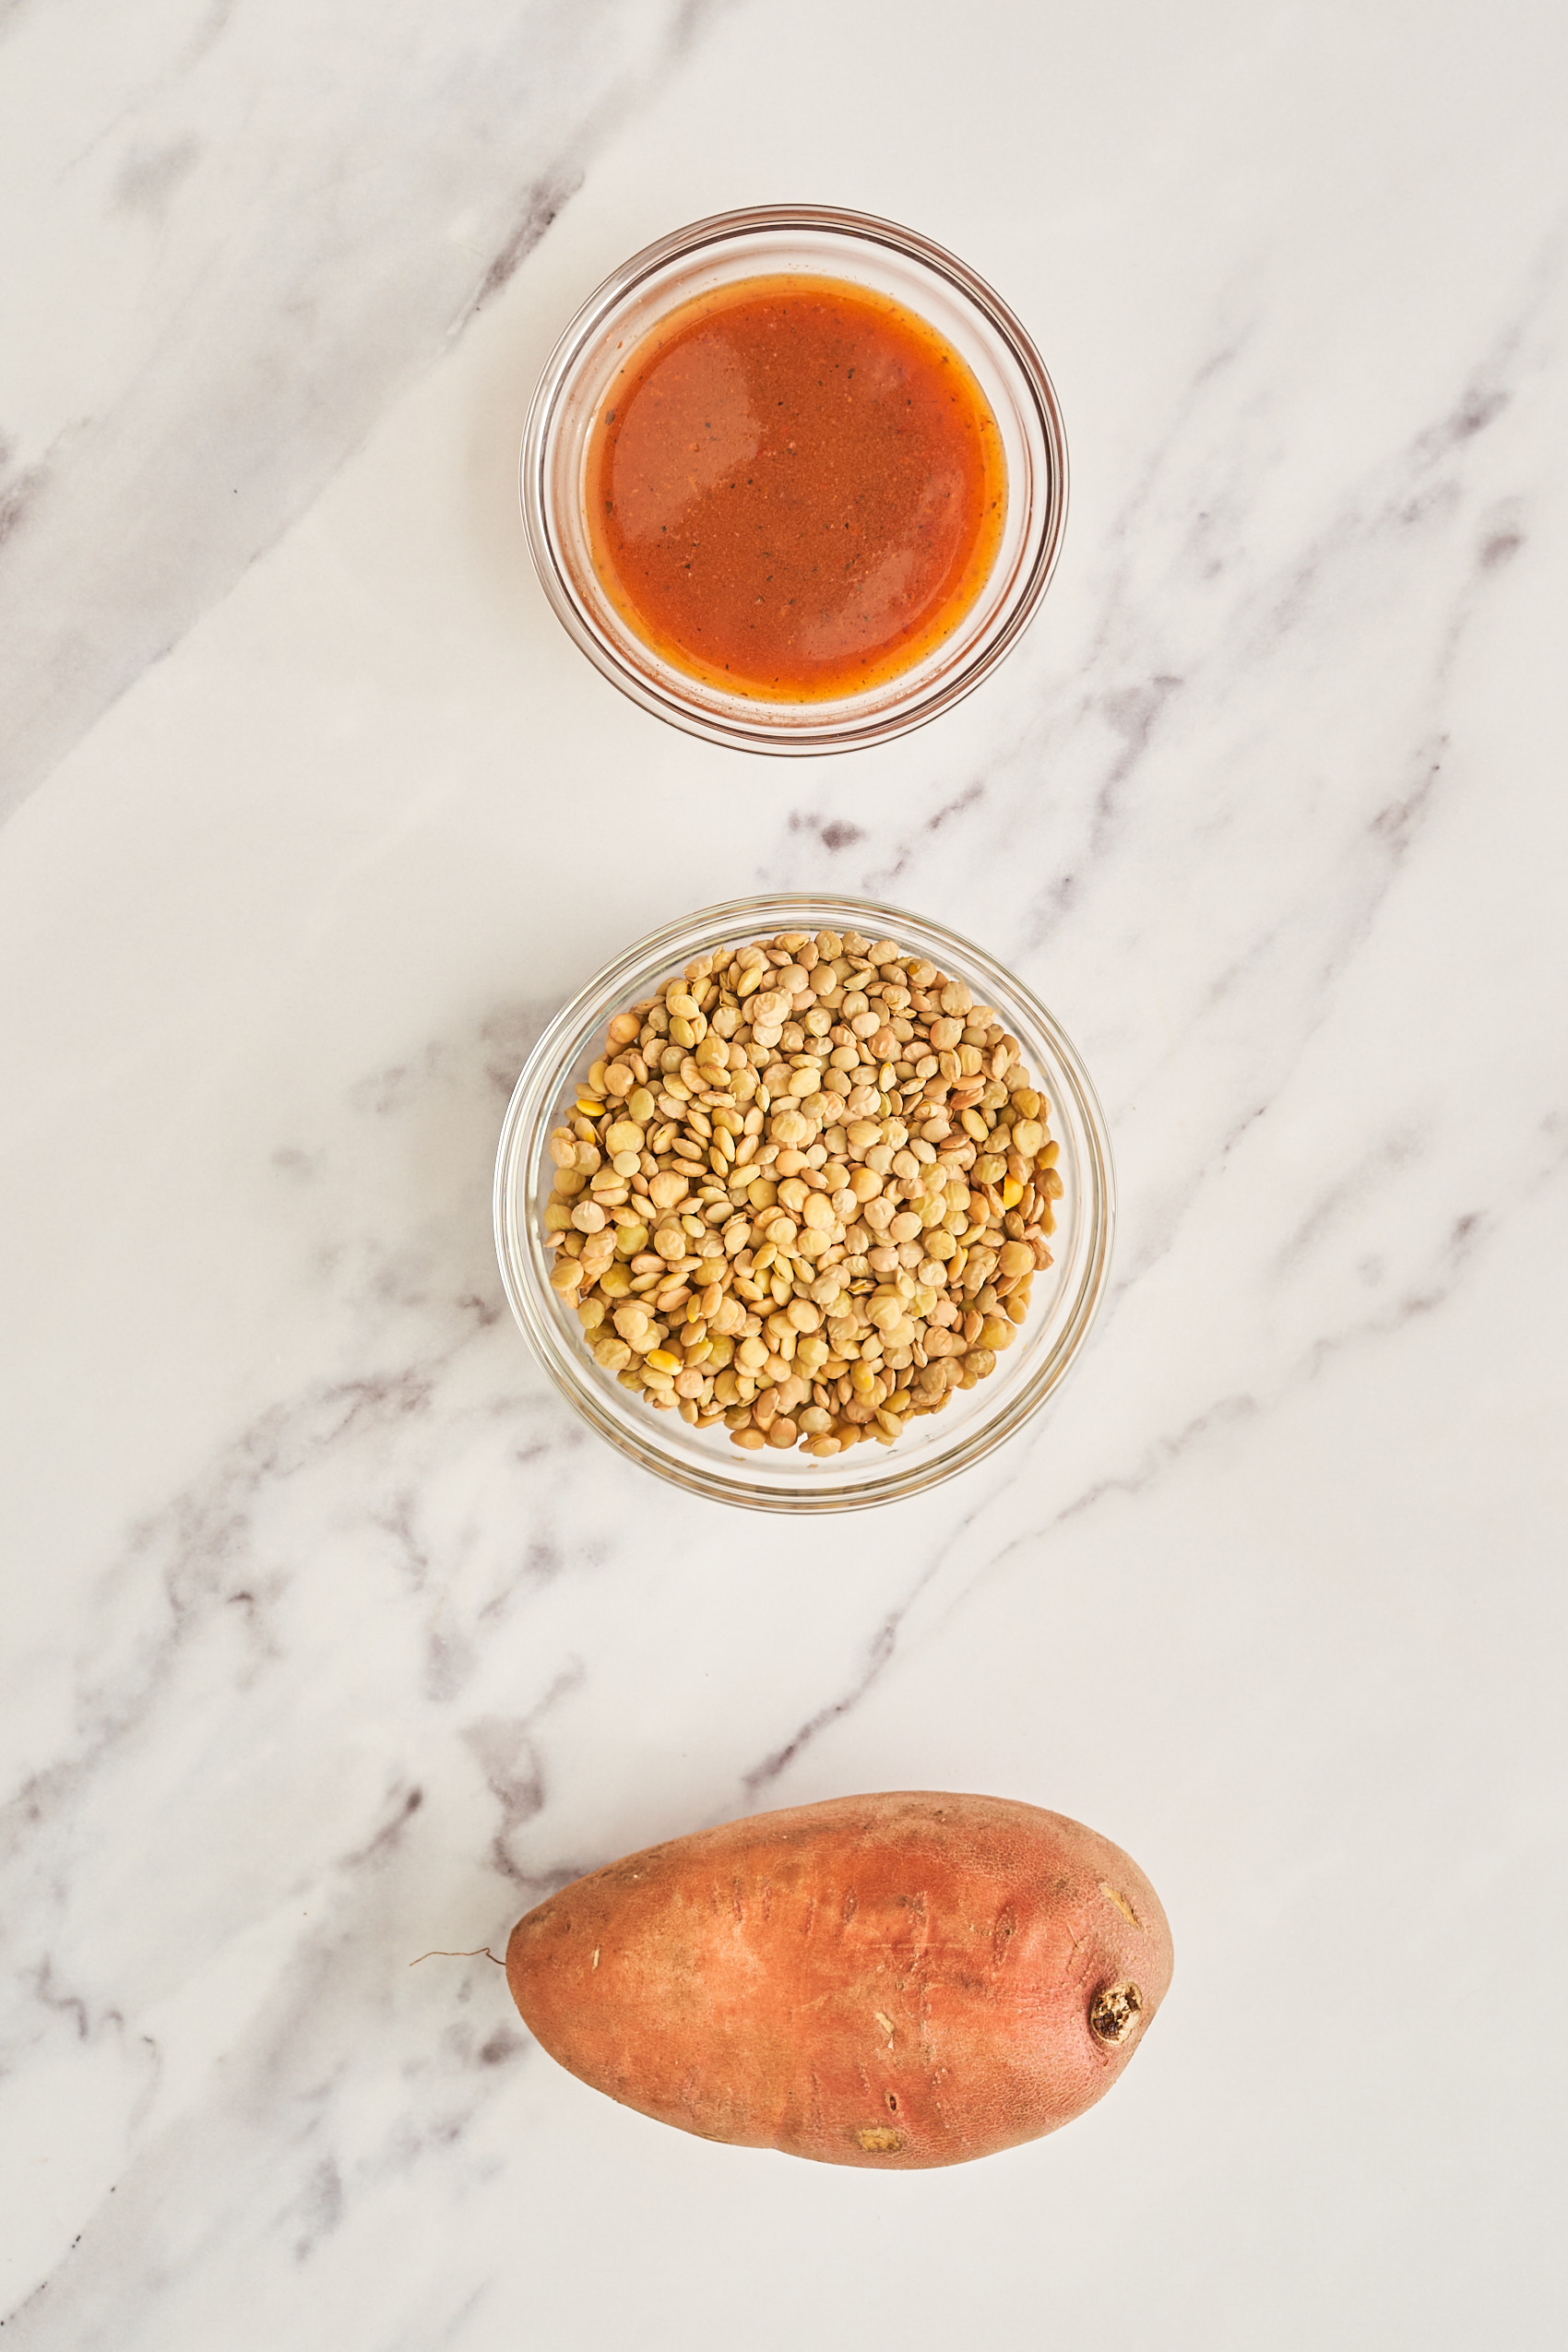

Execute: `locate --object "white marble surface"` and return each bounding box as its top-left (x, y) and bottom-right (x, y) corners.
top-left (2, 0), bottom-right (1565, 2343)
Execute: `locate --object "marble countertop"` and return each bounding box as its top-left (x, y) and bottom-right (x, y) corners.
top-left (3, 0), bottom-right (1564, 2344)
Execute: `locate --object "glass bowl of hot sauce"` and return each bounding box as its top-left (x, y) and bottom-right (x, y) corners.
top-left (521, 207), bottom-right (1068, 754)
top-left (493, 895), bottom-right (1115, 1513)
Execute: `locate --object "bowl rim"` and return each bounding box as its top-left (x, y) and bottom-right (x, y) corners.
top-left (518, 203), bottom-right (1069, 757)
top-left (493, 894), bottom-right (1115, 1512)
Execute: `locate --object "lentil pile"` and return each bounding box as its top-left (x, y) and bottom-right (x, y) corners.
top-left (543, 928), bottom-right (1063, 1457)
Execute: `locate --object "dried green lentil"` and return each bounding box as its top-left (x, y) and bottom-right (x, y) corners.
top-left (542, 929), bottom-right (1059, 1454)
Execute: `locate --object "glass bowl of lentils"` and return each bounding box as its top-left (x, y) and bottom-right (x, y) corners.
top-left (493, 895), bottom-right (1114, 1511)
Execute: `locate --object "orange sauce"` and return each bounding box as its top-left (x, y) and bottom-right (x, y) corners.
top-left (585, 275), bottom-right (1006, 701)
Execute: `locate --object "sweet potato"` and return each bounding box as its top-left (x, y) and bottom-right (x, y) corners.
top-left (506, 1790), bottom-right (1172, 2168)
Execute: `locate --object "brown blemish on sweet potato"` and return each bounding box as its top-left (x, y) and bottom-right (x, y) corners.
top-left (1100, 1883), bottom-right (1143, 1930)
top-left (1088, 1981), bottom-right (1145, 2046)
top-left (856, 2126), bottom-right (905, 2154)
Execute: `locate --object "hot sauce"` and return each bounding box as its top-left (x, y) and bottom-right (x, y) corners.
top-left (585, 276), bottom-right (1006, 702)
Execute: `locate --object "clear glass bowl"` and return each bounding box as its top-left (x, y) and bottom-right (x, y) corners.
top-left (493, 897), bottom-right (1113, 1512)
top-left (520, 205), bottom-right (1068, 755)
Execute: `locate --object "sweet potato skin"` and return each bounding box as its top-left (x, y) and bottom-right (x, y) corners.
top-left (506, 1791), bottom-right (1172, 2168)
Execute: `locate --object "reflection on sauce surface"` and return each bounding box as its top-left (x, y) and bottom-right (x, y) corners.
top-left (585, 276), bottom-right (1006, 701)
